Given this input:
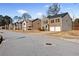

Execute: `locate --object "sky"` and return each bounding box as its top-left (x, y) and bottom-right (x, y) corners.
top-left (0, 3), bottom-right (79, 20)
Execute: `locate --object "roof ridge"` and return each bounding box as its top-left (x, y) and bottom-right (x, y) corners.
top-left (47, 12), bottom-right (68, 18)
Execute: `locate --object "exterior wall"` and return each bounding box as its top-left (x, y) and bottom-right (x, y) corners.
top-left (27, 20), bottom-right (32, 30)
top-left (49, 17), bottom-right (62, 26)
top-left (22, 21), bottom-right (27, 31)
top-left (73, 22), bottom-right (79, 30)
top-left (32, 20), bottom-right (41, 30)
top-left (22, 20), bottom-right (32, 31)
top-left (41, 17), bottom-right (49, 31)
top-left (49, 17), bottom-right (62, 31)
top-left (62, 14), bottom-right (72, 31)
top-left (18, 23), bottom-right (22, 30)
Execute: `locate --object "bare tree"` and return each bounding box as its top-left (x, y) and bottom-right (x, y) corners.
top-left (47, 3), bottom-right (60, 16)
top-left (22, 13), bottom-right (31, 20)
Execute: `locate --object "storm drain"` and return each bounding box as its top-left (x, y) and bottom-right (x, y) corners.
top-left (46, 43), bottom-right (52, 45)
top-left (16, 36), bottom-right (26, 39)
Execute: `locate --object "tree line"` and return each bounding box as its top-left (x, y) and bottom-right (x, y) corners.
top-left (13, 13), bottom-right (31, 22)
top-left (0, 15), bottom-right (12, 26)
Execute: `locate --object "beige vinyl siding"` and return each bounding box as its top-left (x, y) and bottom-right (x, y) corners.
top-left (49, 17), bottom-right (62, 31)
top-left (49, 17), bottom-right (62, 26)
top-left (32, 20), bottom-right (41, 30)
top-left (22, 20), bottom-right (32, 31)
top-left (62, 14), bottom-right (72, 31)
top-left (22, 21), bottom-right (27, 31)
top-left (41, 17), bottom-right (49, 31)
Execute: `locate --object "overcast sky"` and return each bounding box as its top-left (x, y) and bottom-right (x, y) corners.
top-left (0, 3), bottom-right (79, 20)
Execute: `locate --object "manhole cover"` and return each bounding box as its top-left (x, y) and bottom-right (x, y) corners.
top-left (46, 43), bottom-right (52, 45)
top-left (17, 36), bottom-right (26, 39)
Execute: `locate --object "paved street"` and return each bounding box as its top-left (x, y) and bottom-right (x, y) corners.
top-left (0, 30), bottom-right (79, 56)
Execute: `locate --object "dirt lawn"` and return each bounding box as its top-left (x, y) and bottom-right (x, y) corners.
top-left (11, 30), bottom-right (79, 39)
top-left (46, 30), bottom-right (79, 39)
top-left (9, 30), bottom-right (79, 43)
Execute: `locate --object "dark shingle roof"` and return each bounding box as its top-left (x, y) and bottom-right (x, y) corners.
top-left (32, 18), bottom-right (41, 22)
top-left (47, 12), bottom-right (68, 18)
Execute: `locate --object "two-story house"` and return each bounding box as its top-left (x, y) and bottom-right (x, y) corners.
top-left (32, 18), bottom-right (41, 30)
top-left (42, 12), bottom-right (72, 31)
top-left (22, 20), bottom-right (32, 31)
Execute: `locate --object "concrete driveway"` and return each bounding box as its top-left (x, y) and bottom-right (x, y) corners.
top-left (0, 30), bottom-right (79, 56)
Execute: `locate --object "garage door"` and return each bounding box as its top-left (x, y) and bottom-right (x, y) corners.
top-left (50, 26), bottom-right (61, 31)
top-left (55, 26), bottom-right (61, 31)
top-left (50, 27), bottom-right (55, 31)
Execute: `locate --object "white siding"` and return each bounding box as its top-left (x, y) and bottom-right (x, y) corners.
top-left (22, 21), bottom-right (27, 31)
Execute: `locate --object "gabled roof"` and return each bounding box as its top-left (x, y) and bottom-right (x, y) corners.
top-left (32, 18), bottom-right (41, 22)
top-left (23, 19), bottom-right (32, 21)
top-left (47, 12), bottom-right (68, 18)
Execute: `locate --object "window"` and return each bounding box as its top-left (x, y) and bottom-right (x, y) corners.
top-left (46, 25), bottom-right (47, 28)
top-left (51, 20), bottom-right (54, 23)
top-left (57, 19), bottom-right (60, 22)
top-left (56, 19), bottom-right (60, 22)
top-left (24, 23), bottom-right (25, 25)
